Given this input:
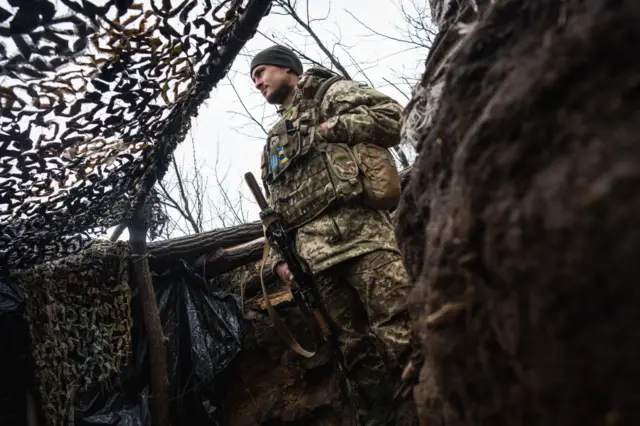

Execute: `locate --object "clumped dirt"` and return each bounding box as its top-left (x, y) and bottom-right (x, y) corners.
top-left (396, 1), bottom-right (640, 425)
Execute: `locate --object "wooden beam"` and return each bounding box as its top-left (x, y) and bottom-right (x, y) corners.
top-left (193, 237), bottom-right (266, 278)
top-left (147, 221), bottom-right (264, 266)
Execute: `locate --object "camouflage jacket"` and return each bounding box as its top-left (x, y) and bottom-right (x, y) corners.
top-left (264, 68), bottom-right (404, 275)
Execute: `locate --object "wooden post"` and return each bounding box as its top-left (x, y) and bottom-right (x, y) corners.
top-left (129, 209), bottom-right (170, 426)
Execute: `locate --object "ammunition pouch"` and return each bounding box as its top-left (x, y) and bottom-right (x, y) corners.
top-left (351, 143), bottom-right (401, 210)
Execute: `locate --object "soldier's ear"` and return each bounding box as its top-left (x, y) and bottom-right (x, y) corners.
top-left (285, 69), bottom-right (300, 85)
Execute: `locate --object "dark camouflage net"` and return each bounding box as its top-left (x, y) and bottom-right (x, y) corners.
top-left (0, 0), bottom-right (271, 271)
top-left (0, 1), bottom-right (271, 423)
top-left (9, 239), bottom-right (132, 426)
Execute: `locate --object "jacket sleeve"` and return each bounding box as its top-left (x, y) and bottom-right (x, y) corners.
top-left (314, 80), bottom-right (404, 148)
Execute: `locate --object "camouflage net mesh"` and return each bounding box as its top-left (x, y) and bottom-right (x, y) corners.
top-left (0, 0), bottom-right (271, 272)
top-left (9, 239), bottom-right (132, 426)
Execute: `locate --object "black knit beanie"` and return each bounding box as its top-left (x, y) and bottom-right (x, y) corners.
top-left (250, 45), bottom-right (303, 76)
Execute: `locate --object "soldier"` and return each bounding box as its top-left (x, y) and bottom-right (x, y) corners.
top-left (250, 45), bottom-right (415, 425)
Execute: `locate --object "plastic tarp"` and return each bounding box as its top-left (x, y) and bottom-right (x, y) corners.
top-left (0, 263), bottom-right (243, 426)
top-left (0, 279), bottom-right (30, 426)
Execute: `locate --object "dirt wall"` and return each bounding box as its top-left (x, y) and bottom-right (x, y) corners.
top-left (396, 1), bottom-right (640, 425)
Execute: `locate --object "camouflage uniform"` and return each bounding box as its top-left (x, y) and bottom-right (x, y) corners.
top-left (261, 68), bottom-right (414, 425)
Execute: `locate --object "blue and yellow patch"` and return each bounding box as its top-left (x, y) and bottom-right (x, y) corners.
top-left (276, 146), bottom-right (289, 164)
top-left (269, 146), bottom-right (290, 174)
top-left (358, 82), bottom-right (372, 89)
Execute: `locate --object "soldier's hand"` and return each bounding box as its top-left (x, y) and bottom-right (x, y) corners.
top-left (275, 262), bottom-right (296, 289)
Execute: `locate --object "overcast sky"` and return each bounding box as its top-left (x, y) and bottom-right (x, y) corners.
top-left (125, 0), bottom-right (433, 240)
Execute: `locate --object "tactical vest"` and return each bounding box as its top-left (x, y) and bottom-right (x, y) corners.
top-left (261, 74), bottom-right (364, 230)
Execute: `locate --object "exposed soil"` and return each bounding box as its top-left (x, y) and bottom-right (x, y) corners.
top-left (216, 281), bottom-right (356, 426)
top-left (396, 1), bottom-right (640, 425)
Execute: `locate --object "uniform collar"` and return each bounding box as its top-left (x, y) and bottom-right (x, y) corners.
top-left (276, 67), bottom-right (337, 116)
top-left (276, 86), bottom-right (301, 116)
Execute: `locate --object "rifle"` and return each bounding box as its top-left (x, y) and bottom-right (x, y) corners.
top-left (244, 172), bottom-right (359, 400)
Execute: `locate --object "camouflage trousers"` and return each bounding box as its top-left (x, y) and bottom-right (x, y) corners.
top-left (316, 249), bottom-right (416, 425)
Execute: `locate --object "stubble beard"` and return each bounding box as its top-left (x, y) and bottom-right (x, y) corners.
top-left (267, 83), bottom-right (293, 106)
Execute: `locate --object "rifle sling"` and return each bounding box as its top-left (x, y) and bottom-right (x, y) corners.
top-left (257, 241), bottom-right (323, 358)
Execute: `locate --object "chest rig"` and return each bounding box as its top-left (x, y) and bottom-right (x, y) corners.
top-left (261, 74), bottom-right (363, 230)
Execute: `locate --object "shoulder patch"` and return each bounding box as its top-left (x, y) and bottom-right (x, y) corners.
top-left (358, 82), bottom-right (372, 89)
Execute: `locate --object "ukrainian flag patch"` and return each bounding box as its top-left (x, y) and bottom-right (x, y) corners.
top-left (358, 82), bottom-right (372, 89)
top-left (277, 146), bottom-right (289, 164)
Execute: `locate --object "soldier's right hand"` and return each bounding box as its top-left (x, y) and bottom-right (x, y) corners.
top-left (275, 262), bottom-right (296, 289)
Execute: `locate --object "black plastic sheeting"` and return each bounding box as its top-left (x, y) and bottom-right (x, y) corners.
top-left (0, 263), bottom-right (243, 426)
top-left (0, 279), bottom-right (30, 426)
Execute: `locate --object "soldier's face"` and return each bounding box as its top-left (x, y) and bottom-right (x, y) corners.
top-left (252, 65), bottom-right (295, 105)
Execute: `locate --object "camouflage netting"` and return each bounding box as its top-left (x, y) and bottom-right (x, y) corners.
top-left (1, 242), bottom-right (246, 426)
top-left (0, 1), bottom-right (272, 424)
top-left (0, 0), bottom-right (272, 272)
top-left (9, 239), bottom-right (132, 426)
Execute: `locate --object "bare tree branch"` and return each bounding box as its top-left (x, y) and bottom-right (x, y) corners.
top-left (157, 179), bottom-right (198, 234)
top-left (209, 142), bottom-right (246, 225)
top-left (155, 129), bottom-right (250, 239)
top-left (383, 77), bottom-right (411, 101)
top-left (171, 157), bottom-right (201, 234)
top-left (258, 30), bottom-right (326, 69)
top-left (275, 0), bottom-right (352, 79)
top-left (339, 44), bottom-right (377, 86)
top-left (344, 9), bottom-right (430, 50)
top-left (189, 138), bottom-right (205, 232)
top-left (227, 75), bottom-right (269, 135)
top-left (394, 0), bottom-right (437, 48)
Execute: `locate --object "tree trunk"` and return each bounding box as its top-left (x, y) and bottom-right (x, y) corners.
top-left (396, 1), bottom-right (640, 426)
